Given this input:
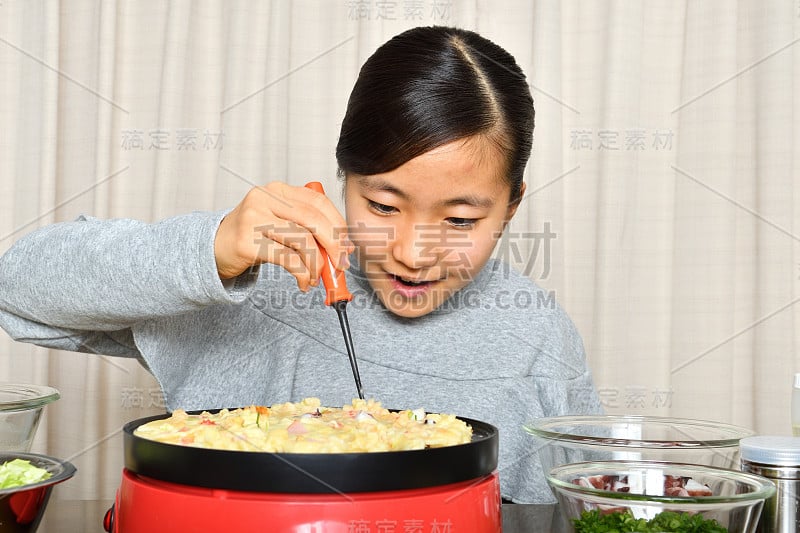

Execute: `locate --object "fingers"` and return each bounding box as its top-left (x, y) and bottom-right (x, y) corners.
top-left (253, 220), bottom-right (322, 291)
top-left (215, 182), bottom-right (353, 290)
top-left (258, 182), bottom-right (353, 269)
top-left (252, 230), bottom-right (319, 291)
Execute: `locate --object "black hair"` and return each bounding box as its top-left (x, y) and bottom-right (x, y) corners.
top-left (336, 26), bottom-right (534, 204)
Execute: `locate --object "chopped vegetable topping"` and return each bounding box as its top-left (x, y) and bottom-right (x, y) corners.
top-left (135, 398), bottom-right (471, 453)
top-left (572, 509), bottom-right (727, 533)
top-left (0, 459), bottom-right (52, 489)
top-left (355, 411), bottom-right (375, 422)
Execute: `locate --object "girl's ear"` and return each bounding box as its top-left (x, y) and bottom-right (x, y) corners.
top-left (504, 182), bottom-right (526, 221)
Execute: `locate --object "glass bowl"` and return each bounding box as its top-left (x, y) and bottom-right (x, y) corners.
top-left (525, 415), bottom-right (754, 476)
top-left (0, 452), bottom-right (76, 532)
top-left (0, 384), bottom-right (60, 452)
top-left (548, 460), bottom-right (774, 533)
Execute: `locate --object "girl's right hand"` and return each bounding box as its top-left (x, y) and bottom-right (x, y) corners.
top-left (214, 182), bottom-right (353, 291)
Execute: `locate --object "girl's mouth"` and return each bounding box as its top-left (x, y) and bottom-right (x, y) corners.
top-left (392, 275), bottom-right (429, 287)
top-left (389, 274), bottom-right (438, 297)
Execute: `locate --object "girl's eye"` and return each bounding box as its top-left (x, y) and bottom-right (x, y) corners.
top-left (446, 217), bottom-right (478, 229)
top-left (367, 200), bottom-right (397, 215)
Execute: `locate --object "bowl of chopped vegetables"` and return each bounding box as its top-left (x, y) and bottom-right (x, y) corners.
top-left (525, 415), bottom-right (754, 478)
top-left (0, 452), bottom-right (76, 532)
top-left (547, 460), bottom-right (774, 533)
top-left (0, 383), bottom-right (60, 452)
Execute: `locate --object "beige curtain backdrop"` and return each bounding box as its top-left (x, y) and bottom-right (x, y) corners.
top-left (0, 0), bottom-right (798, 502)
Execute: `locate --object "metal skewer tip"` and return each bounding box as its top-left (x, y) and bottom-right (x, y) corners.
top-left (333, 300), bottom-right (365, 400)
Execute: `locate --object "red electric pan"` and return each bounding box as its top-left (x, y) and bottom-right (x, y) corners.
top-left (104, 411), bottom-right (501, 532)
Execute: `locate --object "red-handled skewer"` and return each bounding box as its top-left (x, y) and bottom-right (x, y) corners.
top-left (305, 181), bottom-right (364, 400)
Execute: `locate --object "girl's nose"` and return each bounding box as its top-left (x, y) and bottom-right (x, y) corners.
top-left (391, 221), bottom-right (442, 270)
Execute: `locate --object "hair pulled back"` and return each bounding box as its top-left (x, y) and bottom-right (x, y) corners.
top-left (336, 26), bottom-right (534, 203)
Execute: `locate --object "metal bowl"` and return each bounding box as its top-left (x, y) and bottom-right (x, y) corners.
top-left (0, 384), bottom-right (60, 452)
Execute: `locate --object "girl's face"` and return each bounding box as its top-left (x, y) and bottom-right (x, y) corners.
top-left (344, 136), bottom-right (523, 318)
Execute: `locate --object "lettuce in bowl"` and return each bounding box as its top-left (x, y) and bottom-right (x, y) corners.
top-left (0, 458), bottom-right (52, 489)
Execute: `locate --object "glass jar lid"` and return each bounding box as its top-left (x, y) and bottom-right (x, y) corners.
top-left (740, 436), bottom-right (800, 466)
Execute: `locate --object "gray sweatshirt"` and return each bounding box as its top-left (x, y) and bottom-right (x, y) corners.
top-left (0, 210), bottom-right (601, 503)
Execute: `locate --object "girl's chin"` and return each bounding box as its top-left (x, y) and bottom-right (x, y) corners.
top-left (383, 304), bottom-right (436, 318)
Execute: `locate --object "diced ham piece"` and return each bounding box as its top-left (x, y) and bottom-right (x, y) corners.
top-left (571, 473), bottom-right (714, 498)
top-left (685, 478), bottom-right (713, 496)
top-left (611, 479), bottom-right (630, 492)
top-left (287, 420), bottom-right (308, 434)
top-left (587, 475), bottom-right (611, 490)
top-left (664, 475), bottom-right (684, 488)
top-left (665, 486), bottom-right (690, 497)
top-left (597, 504), bottom-right (629, 515)
top-left (355, 411), bottom-right (375, 423)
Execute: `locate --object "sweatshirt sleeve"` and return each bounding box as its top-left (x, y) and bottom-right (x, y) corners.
top-left (0, 211), bottom-right (259, 356)
top-left (532, 308), bottom-right (603, 417)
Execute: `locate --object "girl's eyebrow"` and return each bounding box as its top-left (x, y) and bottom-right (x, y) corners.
top-left (440, 194), bottom-right (494, 209)
top-left (358, 176), bottom-right (495, 209)
top-left (358, 176), bottom-right (408, 199)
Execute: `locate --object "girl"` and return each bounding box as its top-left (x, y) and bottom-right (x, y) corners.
top-left (0, 26), bottom-right (600, 503)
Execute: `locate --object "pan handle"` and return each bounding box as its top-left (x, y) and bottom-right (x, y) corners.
top-left (304, 181), bottom-right (352, 306)
top-left (103, 504), bottom-right (115, 532)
